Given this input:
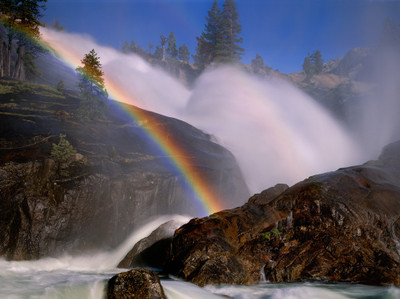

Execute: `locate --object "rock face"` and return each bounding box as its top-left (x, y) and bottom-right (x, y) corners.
top-left (166, 141), bottom-right (400, 286)
top-left (107, 268), bottom-right (166, 299)
top-left (118, 219), bottom-right (187, 269)
top-left (0, 80), bottom-right (249, 260)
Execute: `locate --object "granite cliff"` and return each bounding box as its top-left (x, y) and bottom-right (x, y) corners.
top-left (0, 79), bottom-right (249, 260)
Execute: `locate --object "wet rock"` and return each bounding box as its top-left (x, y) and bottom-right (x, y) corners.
top-left (118, 219), bottom-right (187, 269)
top-left (0, 87), bottom-right (249, 260)
top-left (107, 268), bottom-right (166, 299)
top-left (166, 141), bottom-right (400, 286)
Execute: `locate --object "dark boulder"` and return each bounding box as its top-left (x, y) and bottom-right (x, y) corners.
top-left (118, 219), bottom-right (187, 269)
top-left (107, 268), bottom-right (166, 299)
top-left (166, 141), bottom-right (400, 286)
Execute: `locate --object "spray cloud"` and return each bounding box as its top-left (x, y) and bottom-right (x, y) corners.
top-left (42, 28), bottom-right (368, 195)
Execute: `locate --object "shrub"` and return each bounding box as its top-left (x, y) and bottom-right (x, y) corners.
top-left (51, 134), bottom-right (76, 176)
top-left (11, 82), bottom-right (34, 95)
top-left (56, 80), bottom-right (65, 94)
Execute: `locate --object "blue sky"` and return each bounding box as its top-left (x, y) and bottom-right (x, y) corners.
top-left (42, 0), bottom-right (400, 73)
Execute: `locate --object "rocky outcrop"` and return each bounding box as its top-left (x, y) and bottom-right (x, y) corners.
top-left (0, 80), bottom-right (249, 260)
top-left (118, 219), bottom-right (187, 269)
top-left (107, 268), bottom-right (166, 299)
top-left (166, 141), bottom-right (400, 286)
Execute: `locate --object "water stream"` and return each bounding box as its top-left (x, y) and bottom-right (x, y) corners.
top-left (1, 215), bottom-right (399, 298)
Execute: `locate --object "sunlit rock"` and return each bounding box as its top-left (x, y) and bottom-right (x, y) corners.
top-left (107, 268), bottom-right (166, 299)
top-left (166, 141), bottom-right (400, 286)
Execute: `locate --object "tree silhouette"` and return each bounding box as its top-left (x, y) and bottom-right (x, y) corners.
top-left (0, 0), bottom-right (47, 79)
top-left (167, 32), bottom-right (178, 58)
top-left (179, 44), bottom-right (190, 62)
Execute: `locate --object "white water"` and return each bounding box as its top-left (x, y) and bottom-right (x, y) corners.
top-left (206, 282), bottom-right (400, 299)
top-left (0, 215), bottom-right (190, 299)
top-left (1, 215), bottom-right (399, 298)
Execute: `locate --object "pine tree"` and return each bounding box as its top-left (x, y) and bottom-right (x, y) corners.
top-left (167, 32), bottom-right (178, 58)
top-left (178, 44), bottom-right (190, 62)
top-left (148, 42), bottom-right (154, 56)
top-left (311, 49), bottom-right (323, 74)
top-left (0, 0), bottom-right (47, 79)
top-left (193, 0), bottom-right (221, 68)
top-left (251, 54), bottom-right (264, 73)
top-left (51, 134), bottom-right (76, 177)
top-left (121, 41), bottom-right (131, 53)
top-left (154, 46), bottom-right (163, 60)
top-left (204, 0), bottom-right (222, 58)
top-left (160, 34), bottom-right (167, 61)
top-left (302, 52), bottom-right (313, 80)
top-left (303, 50), bottom-right (324, 80)
top-left (76, 49), bottom-right (105, 95)
top-left (51, 20), bottom-right (65, 31)
top-left (76, 49), bottom-right (107, 121)
top-left (216, 0), bottom-right (244, 62)
top-left (0, 0), bottom-right (47, 37)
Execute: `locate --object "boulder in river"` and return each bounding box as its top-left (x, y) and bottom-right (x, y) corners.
top-left (166, 141), bottom-right (400, 286)
top-left (118, 219), bottom-right (188, 269)
top-left (107, 268), bottom-right (166, 299)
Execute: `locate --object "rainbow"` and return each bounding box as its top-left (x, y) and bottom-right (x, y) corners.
top-left (107, 81), bottom-right (225, 216)
top-left (34, 28), bottom-right (225, 216)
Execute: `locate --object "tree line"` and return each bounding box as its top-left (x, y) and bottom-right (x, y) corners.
top-left (120, 0), bottom-right (245, 71)
top-left (0, 0), bottom-right (322, 82)
top-left (0, 0), bottom-right (47, 80)
top-left (2, 0), bottom-right (400, 85)
top-left (121, 31), bottom-right (190, 63)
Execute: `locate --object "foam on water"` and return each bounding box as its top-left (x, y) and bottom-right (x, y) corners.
top-left (0, 215), bottom-right (190, 299)
top-left (205, 282), bottom-right (400, 299)
top-left (162, 280), bottom-right (225, 299)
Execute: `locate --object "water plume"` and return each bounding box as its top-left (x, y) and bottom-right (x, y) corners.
top-left (344, 46), bottom-right (400, 159)
top-left (184, 67), bottom-right (362, 192)
top-left (41, 28), bottom-right (363, 195)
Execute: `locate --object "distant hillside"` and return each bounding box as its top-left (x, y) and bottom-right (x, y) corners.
top-left (286, 41), bottom-right (400, 125)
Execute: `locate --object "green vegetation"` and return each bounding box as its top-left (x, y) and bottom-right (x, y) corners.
top-left (51, 134), bottom-right (76, 177)
top-left (0, 0), bottom-right (47, 80)
top-left (178, 44), bottom-right (190, 63)
top-left (51, 19), bottom-right (66, 32)
top-left (302, 49), bottom-right (324, 80)
top-left (11, 81), bottom-right (34, 95)
top-left (167, 32), bottom-right (178, 58)
top-left (76, 49), bottom-right (106, 94)
top-left (193, 0), bottom-right (243, 68)
top-left (261, 228), bottom-right (280, 241)
top-left (56, 80), bottom-right (65, 94)
top-left (119, 0), bottom-right (243, 73)
top-left (251, 54), bottom-right (272, 75)
top-left (76, 49), bottom-right (107, 121)
top-left (0, 79), bottom-right (64, 99)
top-left (117, 0), bottom-right (245, 76)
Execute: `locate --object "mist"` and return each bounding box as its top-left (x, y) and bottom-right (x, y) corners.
top-left (344, 48), bottom-right (400, 160)
top-left (41, 28), bottom-right (394, 195)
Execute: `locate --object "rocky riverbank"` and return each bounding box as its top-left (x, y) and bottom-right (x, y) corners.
top-left (164, 140), bottom-right (400, 286)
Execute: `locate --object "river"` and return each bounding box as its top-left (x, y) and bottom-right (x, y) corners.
top-left (1, 215), bottom-right (399, 299)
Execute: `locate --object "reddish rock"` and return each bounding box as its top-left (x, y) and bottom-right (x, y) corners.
top-left (166, 141), bottom-right (400, 286)
top-left (107, 268), bottom-right (166, 299)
